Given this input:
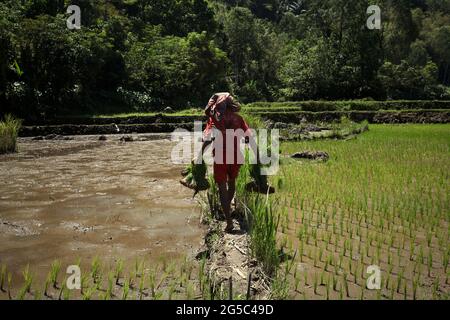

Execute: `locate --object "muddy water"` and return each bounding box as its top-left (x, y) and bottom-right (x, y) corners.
top-left (0, 134), bottom-right (204, 287)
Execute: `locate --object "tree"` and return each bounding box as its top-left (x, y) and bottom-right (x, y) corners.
top-left (125, 31), bottom-right (229, 109)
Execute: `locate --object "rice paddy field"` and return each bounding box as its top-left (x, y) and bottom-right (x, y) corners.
top-left (1, 123), bottom-right (448, 300)
top-left (273, 124), bottom-right (450, 299)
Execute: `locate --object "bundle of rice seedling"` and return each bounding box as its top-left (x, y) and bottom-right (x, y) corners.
top-left (180, 160), bottom-right (210, 196)
top-left (0, 114), bottom-right (22, 154)
top-left (246, 163), bottom-right (275, 194)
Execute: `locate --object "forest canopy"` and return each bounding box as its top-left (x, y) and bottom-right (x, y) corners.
top-left (1, 0), bottom-right (450, 119)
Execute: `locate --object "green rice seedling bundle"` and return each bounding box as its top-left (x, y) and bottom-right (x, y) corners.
top-left (34, 289), bottom-right (42, 300)
top-left (443, 250), bottom-right (449, 273)
top-left (0, 264), bottom-right (6, 291)
top-left (180, 159), bottom-right (210, 196)
top-left (115, 259), bottom-right (124, 285)
top-left (122, 277), bottom-right (130, 300)
top-left (80, 273), bottom-right (89, 295)
top-left (16, 283), bottom-right (27, 300)
top-left (50, 260), bottom-right (61, 289)
top-left (245, 161), bottom-right (275, 194)
top-left (0, 114), bottom-right (22, 154)
top-left (43, 275), bottom-right (50, 297)
top-left (60, 277), bottom-right (71, 300)
top-left (22, 264), bottom-right (33, 294)
top-left (7, 272), bottom-right (12, 300)
top-left (82, 286), bottom-right (95, 300)
top-left (313, 273), bottom-right (318, 295)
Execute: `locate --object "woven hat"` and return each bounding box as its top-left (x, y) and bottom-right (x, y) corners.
top-left (204, 92), bottom-right (241, 120)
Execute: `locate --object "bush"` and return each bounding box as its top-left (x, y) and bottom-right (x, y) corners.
top-left (0, 114), bottom-right (22, 154)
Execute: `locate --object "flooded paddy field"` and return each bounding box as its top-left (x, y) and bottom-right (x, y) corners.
top-left (0, 134), bottom-right (204, 291)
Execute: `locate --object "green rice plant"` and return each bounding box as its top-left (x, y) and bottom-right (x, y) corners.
top-left (22, 264), bottom-right (33, 293)
top-left (418, 245), bottom-right (424, 265)
top-left (339, 252), bottom-right (344, 268)
top-left (186, 282), bottom-right (194, 300)
top-left (50, 260), bottom-right (61, 289)
top-left (16, 283), bottom-right (28, 300)
top-left (91, 256), bottom-right (101, 283)
top-left (7, 272), bottom-right (12, 300)
top-left (385, 274), bottom-right (391, 290)
top-left (115, 259), bottom-right (124, 285)
top-left (294, 273), bottom-right (301, 292)
top-left (122, 277), bottom-right (130, 300)
top-left (412, 276), bottom-right (419, 300)
top-left (299, 241), bottom-right (304, 262)
top-left (168, 280), bottom-right (177, 300)
top-left (376, 287), bottom-right (382, 300)
top-left (343, 273), bottom-right (349, 298)
top-left (324, 255), bottom-right (330, 272)
top-left (428, 250), bottom-right (433, 277)
top-left (0, 114), bottom-right (22, 154)
top-left (43, 274), bottom-right (51, 297)
top-left (349, 241), bottom-right (354, 260)
top-left (432, 276), bottom-right (440, 299)
top-left (426, 230), bottom-right (433, 247)
top-left (0, 264), bottom-right (6, 292)
top-left (360, 285), bottom-right (364, 300)
top-left (134, 258), bottom-right (140, 275)
top-left (58, 277), bottom-right (66, 300)
top-left (338, 283), bottom-right (344, 300)
top-left (320, 270), bottom-right (326, 286)
top-left (389, 285), bottom-right (395, 300)
top-left (82, 286), bottom-right (95, 300)
top-left (138, 272), bottom-right (145, 300)
top-left (34, 289), bottom-right (42, 300)
top-left (80, 272), bottom-right (89, 295)
top-left (313, 273), bottom-right (318, 295)
top-left (332, 273), bottom-right (338, 291)
top-left (325, 277), bottom-right (330, 300)
top-left (443, 249), bottom-right (449, 273)
top-left (148, 269), bottom-right (156, 298)
top-left (63, 280), bottom-right (71, 300)
top-left (107, 271), bottom-right (114, 299)
top-left (247, 195), bottom-right (280, 276)
top-left (396, 269), bottom-right (404, 294)
top-left (348, 259), bottom-right (353, 276)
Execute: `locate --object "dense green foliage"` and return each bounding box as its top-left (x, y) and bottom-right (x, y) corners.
top-left (1, 0), bottom-right (450, 120)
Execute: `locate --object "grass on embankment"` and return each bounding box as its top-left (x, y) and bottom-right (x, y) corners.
top-left (91, 108), bottom-right (203, 118)
top-left (76, 100), bottom-right (450, 119)
top-left (275, 124), bottom-right (450, 299)
top-left (245, 100), bottom-right (450, 112)
top-left (0, 114), bottom-right (22, 154)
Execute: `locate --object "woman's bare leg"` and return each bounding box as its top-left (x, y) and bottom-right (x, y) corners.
top-left (227, 179), bottom-right (236, 213)
top-left (218, 182), bottom-right (233, 232)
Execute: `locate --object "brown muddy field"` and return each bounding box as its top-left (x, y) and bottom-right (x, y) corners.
top-left (0, 134), bottom-right (204, 288)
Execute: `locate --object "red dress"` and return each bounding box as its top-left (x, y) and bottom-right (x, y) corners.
top-left (204, 109), bottom-right (250, 183)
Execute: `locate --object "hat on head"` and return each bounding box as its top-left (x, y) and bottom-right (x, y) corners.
top-left (204, 92), bottom-right (241, 121)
